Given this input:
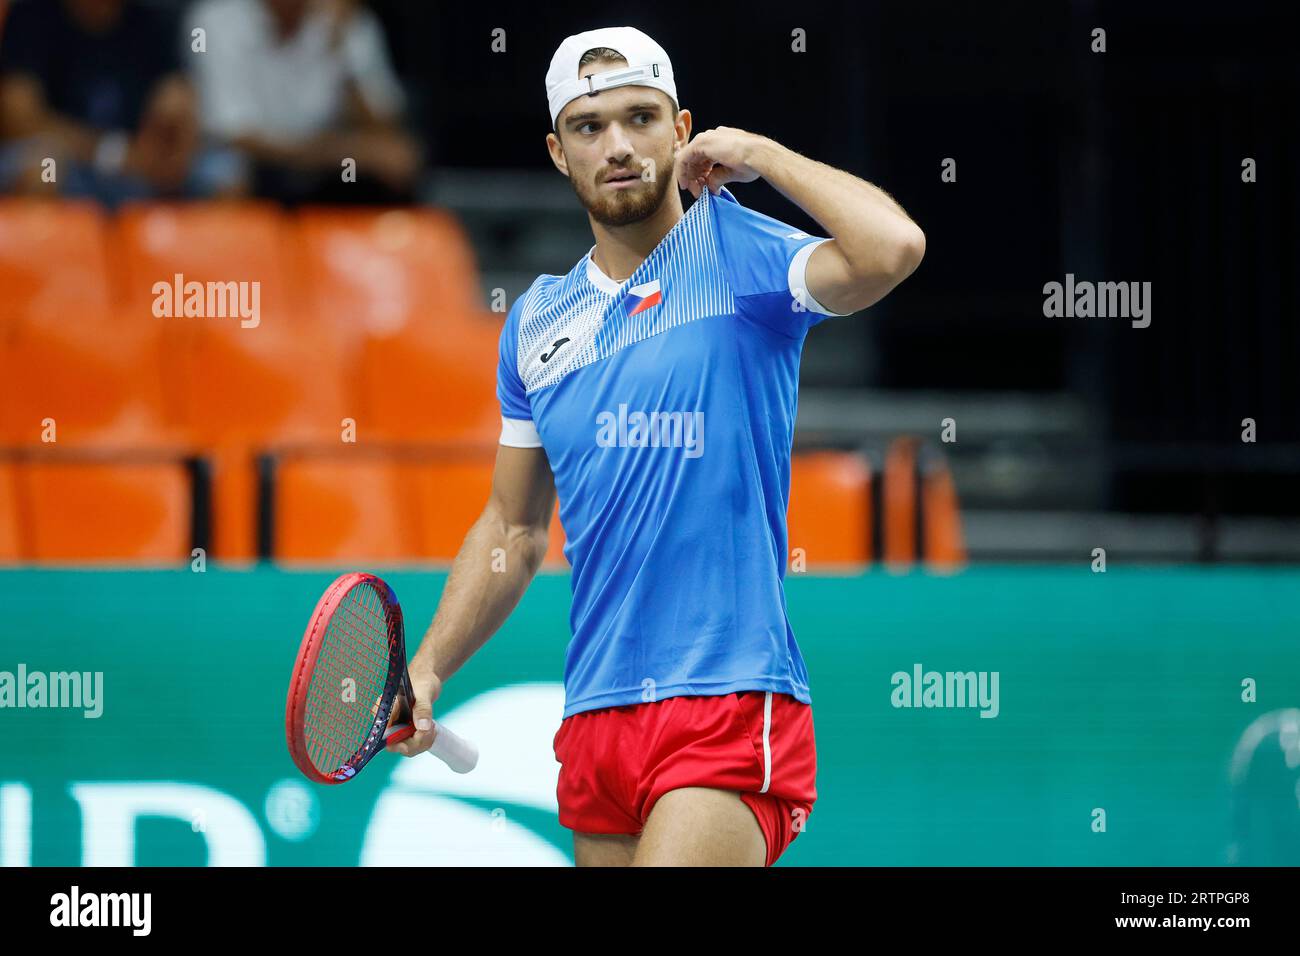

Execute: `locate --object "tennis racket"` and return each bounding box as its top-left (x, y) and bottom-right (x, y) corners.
top-left (285, 572), bottom-right (478, 783)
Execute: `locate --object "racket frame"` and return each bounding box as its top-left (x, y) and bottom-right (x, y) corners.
top-left (285, 572), bottom-right (412, 784)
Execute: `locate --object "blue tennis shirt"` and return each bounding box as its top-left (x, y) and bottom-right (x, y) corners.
top-left (497, 187), bottom-right (850, 718)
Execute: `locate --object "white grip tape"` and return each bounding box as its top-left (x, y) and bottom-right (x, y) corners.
top-left (428, 722), bottom-right (479, 774)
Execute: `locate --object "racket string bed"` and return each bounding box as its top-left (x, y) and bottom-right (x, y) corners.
top-left (305, 585), bottom-right (393, 769)
top-left (304, 592), bottom-right (392, 772)
top-left (302, 583), bottom-right (399, 774)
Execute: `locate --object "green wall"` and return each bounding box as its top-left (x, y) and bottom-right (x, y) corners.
top-left (1, 567), bottom-right (1296, 865)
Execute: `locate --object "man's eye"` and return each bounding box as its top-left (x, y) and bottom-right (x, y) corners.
top-left (634, 113), bottom-right (651, 124)
top-left (579, 123), bottom-right (599, 135)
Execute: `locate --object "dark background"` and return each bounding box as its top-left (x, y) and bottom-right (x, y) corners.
top-left (6, 0), bottom-right (1297, 546)
top-left (363, 0), bottom-right (1300, 520)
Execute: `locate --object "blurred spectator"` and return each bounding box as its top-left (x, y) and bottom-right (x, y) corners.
top-left (0, 0), bottom-right (242, 204)
top-left (187, 0), bottom-right (422, 205)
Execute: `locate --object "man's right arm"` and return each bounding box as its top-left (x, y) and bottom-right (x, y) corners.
top-left (388, 443), bottom-right (556, 755)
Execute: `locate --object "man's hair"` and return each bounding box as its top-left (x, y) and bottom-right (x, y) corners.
top-left (579, 47), bottom-right (628, 67)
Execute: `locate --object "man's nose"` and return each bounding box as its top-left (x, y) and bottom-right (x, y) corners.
top-left (603, 123), bottom-right (635, 163)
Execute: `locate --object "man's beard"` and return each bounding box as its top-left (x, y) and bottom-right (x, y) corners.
top-left (569, 154), bottom-right (676, 227)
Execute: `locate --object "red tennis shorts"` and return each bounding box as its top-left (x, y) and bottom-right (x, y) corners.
top-left (553, 690), bottom-right (817, 866)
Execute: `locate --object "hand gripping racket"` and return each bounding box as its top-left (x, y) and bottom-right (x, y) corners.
top-left (285, 572), bottom-right (478, 783)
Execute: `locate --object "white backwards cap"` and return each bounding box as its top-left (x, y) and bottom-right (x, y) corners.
top-left (546, 26), bottom-right (678, 130)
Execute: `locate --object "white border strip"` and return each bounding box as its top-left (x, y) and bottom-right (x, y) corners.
top-left (759, 691), bottom-right (773, 794)
top-left (499, 417), bottom-right (542, 448)
top-left (789, 239), bottom-right (855, 317)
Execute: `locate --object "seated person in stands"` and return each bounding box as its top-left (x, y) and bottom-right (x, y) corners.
top-left (0, 0), bottom-right (242, 204)
top-left (187, 0), bottom-right (422, 205)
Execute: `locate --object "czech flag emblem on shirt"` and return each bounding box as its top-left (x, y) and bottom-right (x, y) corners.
top-left (624, 279), bottom-right (662, 317)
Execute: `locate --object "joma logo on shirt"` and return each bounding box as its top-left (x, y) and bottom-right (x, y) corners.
top-left (595, 404), bottom-right (704, 459)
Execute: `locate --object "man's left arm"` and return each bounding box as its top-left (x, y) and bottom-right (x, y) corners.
top-left (676, 127), bottom-right (926, 315)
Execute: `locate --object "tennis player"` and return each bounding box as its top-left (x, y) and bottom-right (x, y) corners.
top-left (390, 26), bottom-right (925, 866)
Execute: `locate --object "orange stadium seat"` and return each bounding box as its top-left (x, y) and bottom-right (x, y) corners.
top-left (880, 437), bottom-right (967, 570)
top-left (274, 453), bottom-right (502, 562)
top-left (788, 451), bottom-right (873, 567)
top-left (113, 202), bottom-right (300, 327)
top-left (357, 320), bottom-right (501, 442)
top-left (167, 320), bottom-right (352, 561)
top-left (293, 206), bottom-right (500, 442)
top-left (273, 457), bottom-right (421, 561)
top-left (206, 445), bottom-right (259, 562)
top-left (883, 437), bottom-right (920, 567)
top-left (109, 202), bottom-right (350, 559)
top-left (922, 454), bottom-right (967, 570)
top-left (0, 310), bottom-right (172, 448)
top-left (293, 207), bottom-right (484, 337)
top-left (406, 453), bottom-right (496, 558)
top-left (0, 200), bottom-right (112, 328)
top-left (166, 318), bottom-right (352, 446)
top-left (16, 458), bottom-right (192, 563)
top-left (0, 461), bottom-right (20, 561)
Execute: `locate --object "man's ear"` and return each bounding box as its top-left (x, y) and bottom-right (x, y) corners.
top-left (673, 107), bottom-right (693, 152)
top-left (545, 131), bottom-right (569, 177)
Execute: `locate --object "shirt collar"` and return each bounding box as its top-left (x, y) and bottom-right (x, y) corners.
top-left (584, 246), bottom-right (624, 295)
top-left (582, 188), bottom-right (732, 296)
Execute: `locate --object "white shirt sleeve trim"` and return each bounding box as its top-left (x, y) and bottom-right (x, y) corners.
top-left (499, 416), bottom-right (542, 448)
top-left (788, 239), bottom-right (855, 317)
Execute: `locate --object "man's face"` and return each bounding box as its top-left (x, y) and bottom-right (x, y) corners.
top-left (551, 67), bottom-right (683, 228)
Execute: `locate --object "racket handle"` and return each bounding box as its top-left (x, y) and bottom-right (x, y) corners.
top-left (384, 722), bottom-right (478, 773)
top-left (428, 721), bottom-right (479, 774)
